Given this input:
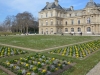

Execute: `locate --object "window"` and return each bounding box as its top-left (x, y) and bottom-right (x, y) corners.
top-left (46, 28), bottom-right (48, 34)
top-left (46, 21), bottom-right (48, 25)
top-left (57, 20), bottom-right (59, 25)
top-left (57, 28), bottom-right (59, 33)
top-left (41, 29), bottom-right (43, 34)
top-left (65, 21), bottom-right (67, 25)
top-left (87, 27), bottom-right (91, 32)
top-left (69, 14), bottom-right (71, 17)
top-left (41, 21), bottom-right (43, 26)
top-left (51, 28), bottom-right (53, 33)
top-left (87, 17), bottom-right (90, 24)
top-left (71, 20), bottom-right (74, 25)
top-left (51, 20), bottom-right (53, 25)
top-left (60, 13), bottom-right (62, 17)
top-left (61, 21), bottom-right (63, 25)
top-left (75, 13), bottom-right (77, 16)
top-left (57, 12), bottom-right (58, 17)
top-left (65, 28), bottom-right (68, 32)
top-left (78, 20), bottom-right (80, 24)
top-left (51, 12), bottom-right (53, 17)
top-left (46, 13), bottom-right (48, 17)
top-left (77, 27), bottom-right (81, 32)
top-left (71, 28), bottom-right (74, 32)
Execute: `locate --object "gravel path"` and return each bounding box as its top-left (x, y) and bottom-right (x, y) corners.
top-left (0, 65), bottom-right (16, 75)
top-left (86, 62), bottom-right (100, 75)
top-left (0, 39), bottom-right (98, 52)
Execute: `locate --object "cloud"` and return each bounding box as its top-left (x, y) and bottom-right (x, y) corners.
top-left (0, 0), bottom-right (95, 22)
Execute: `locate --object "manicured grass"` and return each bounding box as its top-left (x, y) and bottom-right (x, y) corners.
top-left (0, 35), bottom-right (99, 50)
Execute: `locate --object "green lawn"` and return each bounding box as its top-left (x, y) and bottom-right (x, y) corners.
top-left (0, 35), bottom-right (99, 50)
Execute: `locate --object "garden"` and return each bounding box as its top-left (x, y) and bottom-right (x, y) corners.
top-left (0, 46), bottom-right (28, 58)
top-left (0, 53), bottom-right (72, 75)
top-left (48, 40), bottom-right (100, 59)
top-left (0, 35), bottom-right (100, 75)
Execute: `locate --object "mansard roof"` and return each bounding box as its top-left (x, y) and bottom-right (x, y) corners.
top-left (42, 2), bottom-right (63, 10)
top-left (63, 8), bottom-right (71, 11)
top-left (86, 1), bottom-right (97, 7)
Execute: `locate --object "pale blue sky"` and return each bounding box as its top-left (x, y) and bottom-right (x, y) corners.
top-left (0, 0), bottom-right (100, 23)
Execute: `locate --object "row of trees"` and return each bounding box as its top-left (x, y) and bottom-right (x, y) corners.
top-left (0, 11), bottom-right (38, 34)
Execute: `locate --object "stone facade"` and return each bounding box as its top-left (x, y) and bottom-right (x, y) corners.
top-left (39, 0), bottom-right (100, 35)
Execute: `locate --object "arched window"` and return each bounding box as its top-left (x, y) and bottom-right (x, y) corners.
top-left (65, 28), bottom-right (68, 32)
top-left (87, 27), bottom-right (91, 32)
top-left (71, 28), bottom-right (74, 32)
top-left (77, 27), bottom-right (81, 32)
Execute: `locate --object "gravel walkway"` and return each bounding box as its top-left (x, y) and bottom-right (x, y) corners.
top-left (0, 39), bottom-right (98, 52)
top-left (86, 62), bottom-right (100, 75)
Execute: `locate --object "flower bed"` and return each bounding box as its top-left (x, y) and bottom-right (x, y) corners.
top-left (0, 53), bottom-right (72, 75)
top-left (49, 40), bottom-right (100, 58)
top-left (0, 46), bottom-right (27, 58)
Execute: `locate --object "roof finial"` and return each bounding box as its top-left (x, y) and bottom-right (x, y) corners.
top-left (55, 0), bottom-right (59, 6)
top-left (90, 0), bottom-right (93, 2)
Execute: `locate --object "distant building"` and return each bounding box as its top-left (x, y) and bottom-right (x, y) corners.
top-left (39, 0), bottom-right (100, 35)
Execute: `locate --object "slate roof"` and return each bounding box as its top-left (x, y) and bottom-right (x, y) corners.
top-left (86, 2), bottom-right (97, 7)
top-left (42, 2), bottom-right (63, 10)
top-left (63, 8), bottom-right (72, 11)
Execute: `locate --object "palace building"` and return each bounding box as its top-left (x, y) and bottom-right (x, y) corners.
top-left (38, 0), bottom-right (100, 35)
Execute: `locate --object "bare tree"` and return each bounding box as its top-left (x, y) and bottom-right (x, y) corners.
top-left (4, 16), bottom-right (12, 32)
top-left (1, 11), bottom-right (38, 34)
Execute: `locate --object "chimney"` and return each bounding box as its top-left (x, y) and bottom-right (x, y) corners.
top-left (46, 2), bottom-right (49, 5)
top-left (70, 6), bottom-right (74, 11)
top-left (55, 0), bottom-right (59, 6)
